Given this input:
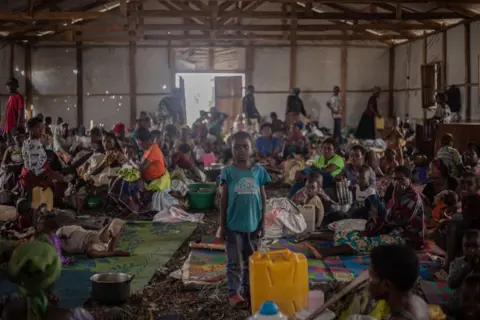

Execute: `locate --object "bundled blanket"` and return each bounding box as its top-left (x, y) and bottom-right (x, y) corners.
top-left (264, 197), bottom-right (307, 239)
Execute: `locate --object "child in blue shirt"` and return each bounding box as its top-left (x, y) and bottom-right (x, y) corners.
top-left (219, 131), bottom-right (271, 308)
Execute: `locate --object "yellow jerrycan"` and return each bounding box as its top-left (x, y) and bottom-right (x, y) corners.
top-left (32, 187), bottom-right (54, 212)
top-left (249, 249), bottom-right (308, 317)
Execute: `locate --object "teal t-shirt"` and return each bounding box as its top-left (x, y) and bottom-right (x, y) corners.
top-left (220, 164), bottom-right (271, 233)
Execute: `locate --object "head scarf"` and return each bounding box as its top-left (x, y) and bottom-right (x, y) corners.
top-left (113, 122), bottom-right (125, 134)
top-left (8, 239), bottom-right (61, 320)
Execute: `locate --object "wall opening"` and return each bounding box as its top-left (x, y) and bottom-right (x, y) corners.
top-left (175, 73), bottom-right (245, 126)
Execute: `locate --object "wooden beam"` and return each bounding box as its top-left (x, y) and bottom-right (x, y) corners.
top-left (28, 0), bottom-right (34, 16)
top-left (9, 43), bottom-right (14, 78)
top-left (128, 3), bottom-right (138, 127)
top-left (388, 46), bottom-right (395, 117)
top-left (25, 43), bottom-right (32, 120)
top-left (217, 1), bottom-right (263, 25)
top-left (139, 23), bottom-right (440, 31)
top-left (138, 10), bottom-right (464, 20)
top-left (142, 34), bottom-right (410, 41)
top-left (246, 44), bottom-right (254, 86)
top-left (373, 3), bottom-right (443, 30)
top-left (442, 29), bottom-right (447, 89)
top-left (290, 2), bottom-right (297, 90)
top-left (465, 22), bottom-right (471, 121)
top-left (323, 3), bottom-right (418, 38)
top-left (76, 36), bottom-right (83, 127)
top-left (0, 11), bottom-right (109, 21)
top-left (340, 32), bottom-right (348, 127)
top-left (422, 31), bottom-right (427, 121)
top-left (19, 32), bottom-right (410, 42)
top-left (200, 0), bottom-right (480, 3)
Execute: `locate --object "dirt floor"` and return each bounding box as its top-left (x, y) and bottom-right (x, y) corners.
top-left (86, 187), bottom-right (292, 320)
top-left (86, 188), bottom-right (289, 320)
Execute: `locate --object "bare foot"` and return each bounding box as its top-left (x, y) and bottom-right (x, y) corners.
top-left (115, 250), bottom-right (131, 257)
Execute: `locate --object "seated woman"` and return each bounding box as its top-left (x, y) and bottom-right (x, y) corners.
top-left (422, 158), bottom-right (458, 207)
top-left (256, 123), bottom-right (281, 168)
top-left (69, 132), bottom-right (125, 196)
top-left (437, 133), bottom-right (462, 177)
top-left (312, 138), bottom-right (345, 188)
top-left (365, 149), bottom-right (384, 177)
top-left (192, 110), bottom-right (209, 139)
top-left (336, 145), bottom-right (375, 186)
top-left (463, 142), bottom-right (480, 173)
top-left (379, 148), bottom-right (399, 176)
top-left (0, 128), bottom-right (25, 191)
top-left (53, 122), bottom-right (78, 164)
top-left (283, 121), bottom-right (309, 160)
top-left (171, 144), bottom-right (206, 182)
top-left (173, 126), bottom-right (195, 155)
top-left (110, 127), bottom-right (171, 214)
top-left (313, 166), bottom-right (425, 258)
top-left (20, 117), bottom-right (66, 203)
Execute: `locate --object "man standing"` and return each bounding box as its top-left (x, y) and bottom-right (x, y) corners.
top-left (327, 86), bottom-right (342, 143)
top-left (5, 77), bottom-right (24, 140)
top-left (242, 85), bottom-right (260, 133)
top-left (286, 88), bottom-right (306, 127)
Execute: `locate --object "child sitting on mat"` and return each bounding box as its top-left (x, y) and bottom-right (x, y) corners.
top-left (350, 165), bottom-right (386, 220)
top-left (293, 171), bottom-right (325, 227)
top-left (448, 230), bottom-right (480, 317)
top-left (56, 218), bottom-right (130, 258)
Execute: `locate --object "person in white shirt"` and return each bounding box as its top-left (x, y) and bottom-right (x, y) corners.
top-left (432, 93), bottom-right (451, 124)
top-left (53, 123), bottom-right (77, 164)
top-left (327, 86), bottom-right (342, 143)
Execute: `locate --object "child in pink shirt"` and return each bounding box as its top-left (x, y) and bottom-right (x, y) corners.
top-left (199, 143), bottom-right (217, 167)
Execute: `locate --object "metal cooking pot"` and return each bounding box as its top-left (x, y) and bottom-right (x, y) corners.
top-left (90, 273), bottom-right (135, 305)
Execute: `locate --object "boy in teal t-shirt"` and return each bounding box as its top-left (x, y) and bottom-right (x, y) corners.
top-left (219, 131), bottom-right (271, 308)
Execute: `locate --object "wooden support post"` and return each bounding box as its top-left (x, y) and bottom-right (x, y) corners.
top-left (209, 0), bottom-right (217, 71)
top-left (246, 44), bottom-right (254, 86)
top-left (422, 31), bottom-right (427, 121)
top-left (289, 3), bottom-right (297, 90)
top-left (128, 3), bottom-right (137, 126)
top-left (167, 41), bottom-right (176, 91)
top-left (76, 37), bottom-right (83, 126)
top-left (442, 30), bottom-right (447, 89)
top-left (25, 43), bottom-right (32, 120)
top-left (340, 32), bottom-right (348, 127)
top-left (465, 22), bottom-right (471, 121)
top-left (9, 43), bottom-right (14, 78)
top-left (388, 46), bottom-right (395, 117)
top-left (395, 4), bottom-right (402, 19)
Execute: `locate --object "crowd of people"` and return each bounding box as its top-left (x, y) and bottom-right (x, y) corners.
top-left (0, 76), bottom-right (479, 319)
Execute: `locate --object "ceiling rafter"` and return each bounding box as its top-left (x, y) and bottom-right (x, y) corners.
top-left (323, 3), bottom-right (417, 38)
top-left (1, 0), bottom-right (479, 45)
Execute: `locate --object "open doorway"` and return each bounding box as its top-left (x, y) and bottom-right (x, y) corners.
top-left (175, 73), bottom-right (245, 129)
